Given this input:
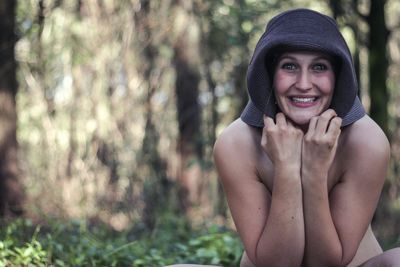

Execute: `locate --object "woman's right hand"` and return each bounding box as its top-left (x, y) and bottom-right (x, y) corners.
top-left (262, 113), bottom-right (303, 170)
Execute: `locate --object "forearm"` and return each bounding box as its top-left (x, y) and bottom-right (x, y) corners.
top-left (302, 176), bottom-right (343, 267)
top-left (255, 167), bottom-right (304, 267)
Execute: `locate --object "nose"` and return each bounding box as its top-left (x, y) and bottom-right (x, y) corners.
top-left (296, 69), bottom-right (312, 91)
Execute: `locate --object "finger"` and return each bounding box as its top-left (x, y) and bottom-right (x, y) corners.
top-left (320, 108), bottom-right (337, 117)
top-left (262, 116), bottom-right (275, 147)
top-left (315, 109), bottom-right (337, 134)
top-left (264, 115), bottom-right (276, 129)
top-left (327, 116), bottom-right (342, 137)
top-left (275, 112), bottom-right (287, 127)
top-left (307, 116), bottom-right (318, 134)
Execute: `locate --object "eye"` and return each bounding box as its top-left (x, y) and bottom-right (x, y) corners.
top-left (312, 63), bottom-right (329, 72)
top-left (280, 63), bottom-right (297, 71)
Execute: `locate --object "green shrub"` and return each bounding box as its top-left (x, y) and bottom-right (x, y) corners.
top-left (0, 218), bottom-right (243, 267)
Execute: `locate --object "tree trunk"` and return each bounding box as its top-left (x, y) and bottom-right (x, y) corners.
top-left (0, 0), bottom-right (24, 216)
top-left (172, 1), bottom-right (203, 214)
top-left (368, 0), bottom-right (389, 136)
top-left (329, 0), bottom-right (362, 97)
top-left (134, 0), bottom-right (170, 229)
top-left (174, 38), bottom-right (202, 212)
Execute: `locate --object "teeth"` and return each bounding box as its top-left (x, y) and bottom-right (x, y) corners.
top-left (291, 97), bottom-right (316, 103)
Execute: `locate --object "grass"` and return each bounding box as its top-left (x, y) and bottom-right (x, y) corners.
top-left (0, 217), bottom-right (243, 267)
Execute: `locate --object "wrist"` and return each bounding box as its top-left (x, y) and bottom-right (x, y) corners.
top-left (301, 171), bottom-right (328, 191)
top-left (274, 163), bottom-right (301, 179)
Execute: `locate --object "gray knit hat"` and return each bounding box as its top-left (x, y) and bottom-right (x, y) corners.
top-left (241, 8), bottom-right (365, 127)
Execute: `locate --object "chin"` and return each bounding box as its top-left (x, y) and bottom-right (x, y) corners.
top-left (287, 115), bottom-right (313, 127)
top-left (284, 108), bottom-right (328, 126)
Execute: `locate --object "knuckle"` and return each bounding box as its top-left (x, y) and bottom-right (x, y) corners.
top-left (264, 116), bottom-right (274, 126)
top-left (304, 134), bottom-right (314, 143)
top-left (261, 138), bottom-right (267, 147)
top-left (319, 114), bottom-right (330, 122)
top-left (320, 110), bottom-right (336, 120)
top-left (290, 127), bottom-right (296, 133)
top-left (292, 127), bottom-right (302, 136)
top-left (266, 127), bottom-right (276, 135)
top-left (326, 140), bottom-right (335, 149)
top-left (333, 117), bottom-right (342, 126)
top-left (310, 117), bottom-right (318, 123)
top-left (278, 124), bottom-right (287, 131)
top-left (323, 138), bottom-right (332, 145)
top-left (276, 112), bottom-right (284, 118)
top-left (322, 136), bottom-right (336, 147)
top-left (314, 137), bottom-right (322, 144)
top-left (326, 109), bottom-right (337, 116)
top-left (329, 142), bottom-right (335, 149)
top-left (320, 112), bottom-right (329, 118)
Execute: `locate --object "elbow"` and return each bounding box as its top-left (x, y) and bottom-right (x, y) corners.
top-left (336, 247), bottom-right (355, 267)
top-left (255, 260), bottom-right (302, 267)
top-left (305, 246), bottom-right (347, 267)
top-left (254, 258), bottom-right (302, 267)
top-left (308, 247), bottom-right (348, 267)
top-left (254, 247), bottom-right (303, 267)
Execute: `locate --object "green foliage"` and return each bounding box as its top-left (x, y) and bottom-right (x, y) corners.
top-left (0, 218), bottom-right (243, 267)
top-left (0, 220), bottom-right (49, 267)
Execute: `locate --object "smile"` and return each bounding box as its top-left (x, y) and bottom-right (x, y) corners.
top-left (290, 97), bottom-right (317, 103)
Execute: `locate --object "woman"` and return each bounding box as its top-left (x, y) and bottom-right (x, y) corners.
top-left (213, 8), bottom-right (400, 267)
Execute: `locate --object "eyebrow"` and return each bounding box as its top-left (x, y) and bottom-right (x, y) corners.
top-left (278, 55), bottom-right (333, 63)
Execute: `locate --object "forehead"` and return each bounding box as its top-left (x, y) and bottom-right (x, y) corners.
top-left (277, 50), bottom-right (334, 62)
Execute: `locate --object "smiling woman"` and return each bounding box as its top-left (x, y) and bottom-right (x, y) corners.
top-left (167, 8), bottom-right (400, 267)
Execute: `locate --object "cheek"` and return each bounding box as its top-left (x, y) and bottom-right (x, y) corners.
top-left (326, 79), bottom-right (335, 96)
top-left (273, 72), bottom-right (292, 93)
top-left (327, 72), bottom-right (335, 90)
top-left (319, 75), bottom-right (335, 95)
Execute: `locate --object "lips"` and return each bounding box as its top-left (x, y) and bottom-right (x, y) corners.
top-left (289, 96), bottom-right (318, 107)
top-left (290, 96), bottom-right (317, 102)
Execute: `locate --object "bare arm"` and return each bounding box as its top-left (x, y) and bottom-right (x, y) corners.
top-left (214, 115), bottom-right (304, 267)
top-left (301, 113), bottom-right (388, 267)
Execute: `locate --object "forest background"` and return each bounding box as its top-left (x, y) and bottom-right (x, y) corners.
top-left (0, 0), bottom-right (400, 266)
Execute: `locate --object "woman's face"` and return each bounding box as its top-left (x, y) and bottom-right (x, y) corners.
top-left (273, 51), bottom-right (335, 127)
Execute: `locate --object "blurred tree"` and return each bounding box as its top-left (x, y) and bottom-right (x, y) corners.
top-left (135, 0), bottom-right (171, 229)
top-left (197, 0), bottom-right (254, 218)
top-left (197, 0), bottom-right (284, 218)
top-left (328, 0), bottom-right (363, 90)
top-left (197, 0), bottom-right (224, 217)
top-left (329, 0), bottom-right (390, 136)
top-left (172, 0), bottom-right (204, 214)
top-left (367, 0), bottom-right (390, 136)
top-left (0, 0), bottom-right (24, 216)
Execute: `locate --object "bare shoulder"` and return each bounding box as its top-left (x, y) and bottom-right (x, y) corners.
top-left (342, 115), bottom-right (390, 157)
top-left (213, 119), bottom-right (261, 181)
top-left (213, 119), bottom-right (260, 157)
top-left (340, 115), bottom-right (390, 180)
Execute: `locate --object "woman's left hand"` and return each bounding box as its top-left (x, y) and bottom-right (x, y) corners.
top-left (301, 109), bottom-right (342, 180)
